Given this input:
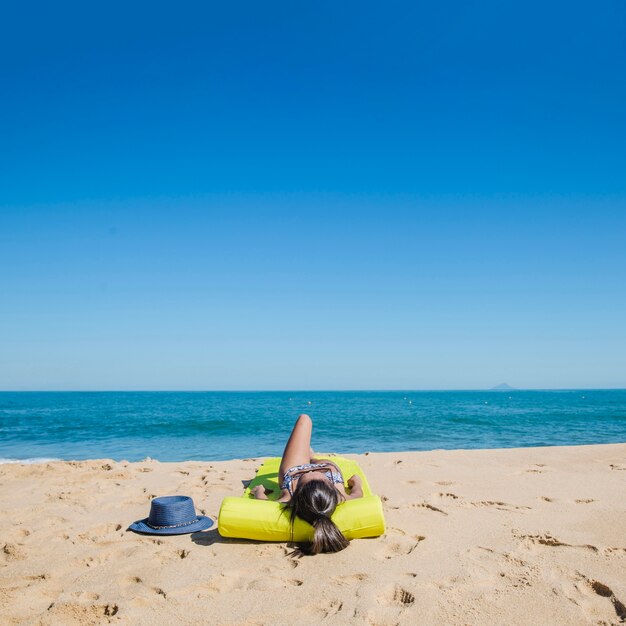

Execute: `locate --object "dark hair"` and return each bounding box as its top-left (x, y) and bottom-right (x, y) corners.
top-left (286, 479), bottom-right (349, 555)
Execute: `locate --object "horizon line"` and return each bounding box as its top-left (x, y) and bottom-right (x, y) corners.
top-left (1, 387), bottom-right (625, 393)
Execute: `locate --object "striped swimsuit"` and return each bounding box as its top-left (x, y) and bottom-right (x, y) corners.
top-left (281, 463), bottom-right (344, 496)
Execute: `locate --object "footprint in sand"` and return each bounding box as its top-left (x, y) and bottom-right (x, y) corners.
top-left (378, 584), bottom-right (415, 607)
top-left (464, 546), bottom-right (539, 588)
top-left (389, 502), bottom-right (448, 515)
top-left (246, 576), bottom-right (304, 591)
top-left (201, 474), bottom-right (213, 485)
top-left (25, 573), bottom-right (49, 583)
top-left (387, 501), bottom-right (447, 515)
top-left (588, 580), bottom-right (626, 621)
top-left (2, 573), bottom-right (51, 597)
top-left (414, 502), bottom-right (447, 515)
top-left (77, 523), bottom-right (124, 543)
top-left (121, 575), bottom-right (143, 585)
top-left (562, 573), bottom-right (626, 623)
top-left (201, 571), bottom-right (246, 595)
top-left (307, 598), bottom-right (344, 621)
top-left (377, 536), bottom-right (425, 560)
top-left (469, 500), bottom-right (531, 512)
top-left (45, 602), bottom-right (119, 623)
top-left (45, 491), bottom-right (73, 503)
top-left (76, 553), bottom-right (112, 568)
top-left (70, 591), bottom-right (100, 602)
top-left (514, 532), bottom-right (598, 552)
top-left (331, 573), bottom-right (369, 587)
top-left (256, 544), bottom-right (285, 557)
top-left (5, 527), bottom-right (31, 542)
top-left (2, 542), bottom-right (27, 561)
top-left (434, 492), bottom-right (459, 500)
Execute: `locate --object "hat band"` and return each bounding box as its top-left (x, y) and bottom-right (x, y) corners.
top-left (146, 517), bottom-right (199, 530)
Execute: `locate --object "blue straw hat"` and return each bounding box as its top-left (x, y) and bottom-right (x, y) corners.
top-left (129, 495), bottom-right (213, 535)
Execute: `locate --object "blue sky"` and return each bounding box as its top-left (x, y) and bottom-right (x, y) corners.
top-left (1, 2), bottom-right (625, 390)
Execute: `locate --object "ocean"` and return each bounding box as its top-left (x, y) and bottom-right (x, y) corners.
top-left (1, 390), bottom-right (625, 463)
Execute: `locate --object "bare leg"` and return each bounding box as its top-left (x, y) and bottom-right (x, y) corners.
top-left (279, 414), bottom-right (313, 484)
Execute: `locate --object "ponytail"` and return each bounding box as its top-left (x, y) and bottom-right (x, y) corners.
top-left (310, 514), bottom-right (349, 555)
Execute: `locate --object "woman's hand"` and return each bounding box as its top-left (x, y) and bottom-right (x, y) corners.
top-left (347, 474), bottom-right (361, 488)
top-left (347, 474), bottom-right (362, 495)
top-left (251, 485), bottom-right (268, 500)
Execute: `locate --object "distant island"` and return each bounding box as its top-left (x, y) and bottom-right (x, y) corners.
top-left (490, 383), bottom-right (517, 391)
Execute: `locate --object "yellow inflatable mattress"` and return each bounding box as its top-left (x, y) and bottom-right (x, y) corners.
top-left (218, 456), bottom-right (385, 542)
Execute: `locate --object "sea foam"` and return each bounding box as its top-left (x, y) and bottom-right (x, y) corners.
top-left (0, 457), bottom-right (62, 464)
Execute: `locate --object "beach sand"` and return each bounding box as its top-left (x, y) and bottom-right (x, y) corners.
top-left (1, 444), bottom-right (625, 625)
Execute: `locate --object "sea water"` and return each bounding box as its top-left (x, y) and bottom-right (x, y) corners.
top-left (1, 390), bottom-right (625, 463)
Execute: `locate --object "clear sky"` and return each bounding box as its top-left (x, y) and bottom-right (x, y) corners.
top-left (1, 2), bottom-right (625, 390)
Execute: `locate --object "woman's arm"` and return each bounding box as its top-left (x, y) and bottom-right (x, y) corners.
top-left (278, 414), bottom-right (313, 485)
top-left (276, 490), bottom-right (291, 503)
top-left (251, 485), bottom-right (291, 502)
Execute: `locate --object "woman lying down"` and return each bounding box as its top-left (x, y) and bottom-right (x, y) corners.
top-left (251, 413), bottom-right (363, 555)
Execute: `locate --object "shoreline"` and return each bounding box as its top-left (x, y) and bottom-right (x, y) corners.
top-left (1, 443), bottom-right (625, 625)
top-left (2, 440), bottom-right (626, 466)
